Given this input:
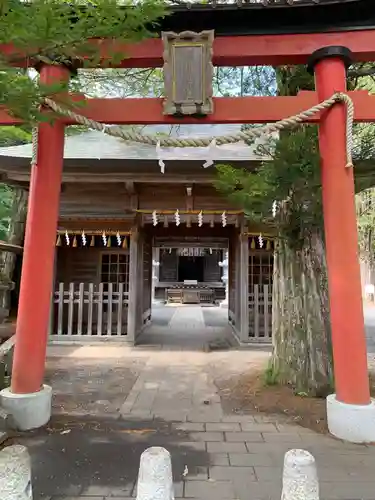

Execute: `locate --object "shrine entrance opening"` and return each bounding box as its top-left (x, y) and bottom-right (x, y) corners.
top-left (132, 222), bottom-right (244, 347)
top-left (152, 237), bottom-right (228, 305)
top-left (134, 224), bottom-right (232, 349)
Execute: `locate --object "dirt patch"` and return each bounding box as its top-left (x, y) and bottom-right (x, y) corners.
top-left (45, 356), bottom-right (146, 417)
top-left (217, 369), bottom-right (375, 435)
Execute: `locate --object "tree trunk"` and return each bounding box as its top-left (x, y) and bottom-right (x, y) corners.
top-left (267, 66), bottom-right (333, 397)
top-left (270, 229), bottom-right (333, 397)
top-left (0, 188), bottom-right (27, 314)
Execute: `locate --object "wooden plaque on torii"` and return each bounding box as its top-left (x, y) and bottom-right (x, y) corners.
top-left (162, 30), bottom-right (214, 116)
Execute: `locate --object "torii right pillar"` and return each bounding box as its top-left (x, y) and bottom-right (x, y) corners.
top-left (309, 46), bottom-right (375, 443)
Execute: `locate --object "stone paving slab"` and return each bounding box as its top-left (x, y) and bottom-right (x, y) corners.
top-left (8, 338), bottom-right (375, 500)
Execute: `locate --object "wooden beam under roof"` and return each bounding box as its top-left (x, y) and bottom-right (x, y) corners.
top-left (4, 173), bottom-right (217, 184)
top-left (0, 241), bottom-right (23, 254)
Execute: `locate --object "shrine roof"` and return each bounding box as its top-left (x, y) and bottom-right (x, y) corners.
top-left (0, 125), bottom-right (270, 164)
top-left (157, 0), bottom-right (374, 36)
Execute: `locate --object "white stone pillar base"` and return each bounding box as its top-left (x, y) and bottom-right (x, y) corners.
top-left (327, 393), bottom-right (375, 443)
top-left (0, 384), bottom-right (52, 431)
top-left (281, 449), bottom-right (319, 500)
top-left (136, 447), bottom-right (174, 500)
top-left (0, 444), bottom-right (32, 499)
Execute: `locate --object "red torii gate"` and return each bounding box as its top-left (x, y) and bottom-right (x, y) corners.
top-left (1, 32), bottom-right (375, 442)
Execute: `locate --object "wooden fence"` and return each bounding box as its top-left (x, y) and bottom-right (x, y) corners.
top-left (248, 284), bottom-right (272, 342)
top-left (51, 282), bottom-right (129, 340)
top-left (0, 336), bottom-right (14, 390)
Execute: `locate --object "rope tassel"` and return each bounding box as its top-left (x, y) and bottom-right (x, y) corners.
top-left (31, 127), bottom-right (38, 167)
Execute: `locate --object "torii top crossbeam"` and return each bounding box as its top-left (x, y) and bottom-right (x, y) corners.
top-left (1, 1), bottom-right (375, 126)
top-left (1, 0), bottom-right (375, 70)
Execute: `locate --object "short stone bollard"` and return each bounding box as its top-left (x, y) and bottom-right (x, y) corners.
top-left (281, 449), bottom-right (319, 500)
top-left (136, 446), bottom-right (174, 500)
top-left (0, 444), bottom-right (32, 499)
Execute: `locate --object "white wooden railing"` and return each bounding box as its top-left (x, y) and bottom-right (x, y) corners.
top-left (51, 282), bottom-right (129, 340)
top-left (248, 284), bottom-right (272, 342)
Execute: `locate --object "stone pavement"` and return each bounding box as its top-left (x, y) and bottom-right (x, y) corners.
top-left (364, 304), bottom-right (375, 354)
top-left (137, 305), bottom-right (235, 350)
top-left (7, 305), bottom-right (375, 500)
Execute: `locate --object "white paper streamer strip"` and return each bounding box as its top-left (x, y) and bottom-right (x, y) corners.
top-left (203, 139), bottom-right (217, 168)
top-left (156, 141), bottom-right (165, 174)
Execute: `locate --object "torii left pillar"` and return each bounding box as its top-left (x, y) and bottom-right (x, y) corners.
top-left (0, 64), bottom-right (69, 431)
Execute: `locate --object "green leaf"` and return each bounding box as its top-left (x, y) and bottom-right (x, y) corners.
top-left (0, 0), bottom-right (167, 123)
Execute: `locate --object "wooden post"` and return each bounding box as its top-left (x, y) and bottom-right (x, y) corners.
top-left (127, 229), bottom-right (139, 343)
top-left (234, 232), bottom-right (241, 330)
top-left (152, 247), bottom-right (160, 304)
top-left (137, 231), bottom-right (144, 334)
top-left (11, 65), bottom-right (69, 395)
top-left (48, 250), bottom-right (58, 337)
top-left (239, 233), bottom-right (249, 342)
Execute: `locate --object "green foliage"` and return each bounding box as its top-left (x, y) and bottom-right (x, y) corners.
top-left (77, 67), bottom-right (165, 98)
top-left (215, 63), bottom-right (375, 248)
top-left (215, 125), bottom-right (322, 247)
top-left (214, 66), bottom-right (276, 97)
top-left (263, 363), bottom-right (279, 386)
top-left (0, 0), bottom-right (167, 122)
top-left (0, 185), bottom-right (14, 240)
top-left (0, 126), bottom-right (32, 241)
top-left (356, 189), bottom-right (375, 262)
top-left (0, 125), bottom-right (31, 146)
top-left (0, 0), bottom-right (166, 64)
top-left (351, 74), bottom-right (375, 262)
top-left (276, 65), bottom-right (314, 96)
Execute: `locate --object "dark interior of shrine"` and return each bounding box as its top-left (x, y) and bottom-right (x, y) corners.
top-left (178, 256), bottom-right (204, 283)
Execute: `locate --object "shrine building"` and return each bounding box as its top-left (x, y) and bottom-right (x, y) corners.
top-left (0, 125), bottom-right (274, 345)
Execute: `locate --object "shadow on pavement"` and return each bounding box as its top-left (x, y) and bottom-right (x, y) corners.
top-left (10, 415), bottom-right (210, 499)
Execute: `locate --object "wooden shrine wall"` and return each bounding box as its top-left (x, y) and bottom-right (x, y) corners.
top-left (55, 247), bottom-right (101, 285)
top-left (159, 249), bottom-right (178, 282)
top-left (203, 250), bottom-right (222, 282)
top-left (55, 246), bottom-right (130, 286)
top-left (58, 182), bottom-right (238, 223)
top-left (59, 183), bottom-right (137, 221)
